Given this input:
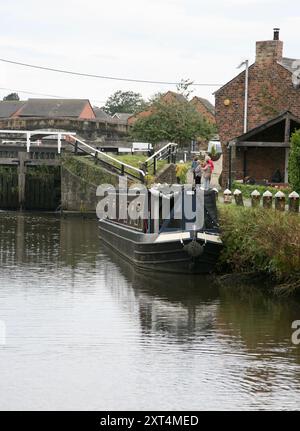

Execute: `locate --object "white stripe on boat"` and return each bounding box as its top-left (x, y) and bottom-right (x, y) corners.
top-left (154, 231), bottom-right (222, 244)
top-left (154, 232), bottom-right (191, 243)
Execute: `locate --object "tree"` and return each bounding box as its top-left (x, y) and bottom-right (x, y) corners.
top-left (176, 78), bottom-right (194, 99)
top-left (103, 90), bottom-right (148, 115)
top-left (130, 97), bottom-right (215, 146)
top-left (3, 92), bottom-right (20, 101)
top-left (288, 130), bottom-right (300, 192)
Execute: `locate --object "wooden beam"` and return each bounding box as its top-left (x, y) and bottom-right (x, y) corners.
top-left (0, 158), bottom-right (60, 166)
top-left (0, 158), bottom-right (19, 165)
top-left (236, 141), bottom-right (289, 148)
top-left (25, 160), bottom-right (60, 166)
top-left (284, 113), bottom-right (291, 145)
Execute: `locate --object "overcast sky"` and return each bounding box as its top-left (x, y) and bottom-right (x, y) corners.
top-left (0, 0), bottom-right (299, 106)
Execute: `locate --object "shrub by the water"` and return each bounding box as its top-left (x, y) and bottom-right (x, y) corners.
top-left (288, 130), bottom-right (300, 193)
top-left (218, 205), bottom-right (300, 292)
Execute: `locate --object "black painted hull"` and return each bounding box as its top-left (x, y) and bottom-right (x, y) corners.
top-left (99, 220), bottom-right (222, 274)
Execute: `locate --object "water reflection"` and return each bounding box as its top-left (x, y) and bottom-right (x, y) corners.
top-left (0, 212), bottom-right (300, 410)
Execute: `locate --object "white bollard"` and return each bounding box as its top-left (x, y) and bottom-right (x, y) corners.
top-left (233, 189), bottom-right (243, 206)
top-left (262, 190), bottom-right (273, 209)
top-left (223, 189), bottom-right (232, 204)
top-left (251, 190), bottom-right (261, 207)
top-left (274, 190), bottom-right (286, 211)
top-left (288, 191), bottom-right (300, 213)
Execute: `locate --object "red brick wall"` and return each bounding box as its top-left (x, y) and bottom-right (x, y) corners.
top-left (79, 102), bottom-right (96, 120)
top-left (190, 98), bottom-right (216, 124)
top-left (215, 39), bottom-right (300, 186)
top-left (234, 147), bottom-right (285, 181)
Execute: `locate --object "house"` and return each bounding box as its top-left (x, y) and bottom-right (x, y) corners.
top-left (190, 96), bottom-right (216, 124)
top-left (128, 91), bottom-right (215, 126)
top-left (215, 28), bottom-right (300, 186)
top-left (0, 101), bottom-right (26, 118)
top-left (128, 91), bottom-right (192, 125)
top-left (93, 107), bottom-right (113, 122)
top-left (112, 112), bottom-right (132, 124)
top-left (13, 98), bottom-right (96, 120)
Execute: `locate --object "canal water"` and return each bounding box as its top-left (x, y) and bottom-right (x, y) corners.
top-left (0, 212), bottom-right (300, 410)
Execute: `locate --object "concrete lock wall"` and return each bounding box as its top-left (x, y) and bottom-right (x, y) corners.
top-left (61, 167), bottom-right (99, 212)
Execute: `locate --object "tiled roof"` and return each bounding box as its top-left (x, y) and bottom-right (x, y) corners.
top-left (112, 113), bottom-right (132, 123)
top-left (163, 91), bottom-right (187, 103)
top-left (0, 101), bottom-right (25, 118)
top-left (93, 107), bottom-right (112, 121)
top-left (278, 57), bottom-right (300, 73)
top-left (17, 99), bottom-right (90, 118)
top-left (192, 96), bottom-right (215, 114)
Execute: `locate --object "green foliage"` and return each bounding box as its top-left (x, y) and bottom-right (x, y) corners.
top-left (26, 165), bottom-right (60, 179)
top-left (210, 144), bottom-right (217, 158)
top-left (232, 181), bottom-right (292, 199)
top-left (130, 97), bottom-right (216, 146)
top-left (175, 163), bottom-right (189, 183)
top-left (103, 90), bottom-right (148, 115)
top-left (218, 205), bottom-right (300, 289)
top-left (62, 155), bottom-right (119, 187)
top-left (3, 92), bottom-right (20, 101)
top-left (288, 130), bottom-right (300, 193)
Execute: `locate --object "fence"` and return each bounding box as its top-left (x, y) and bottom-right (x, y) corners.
top-left (218, 188), bottom-right (300, 213)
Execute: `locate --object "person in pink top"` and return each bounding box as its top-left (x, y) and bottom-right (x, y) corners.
top-left (202, 156), bottom-right (212, 190)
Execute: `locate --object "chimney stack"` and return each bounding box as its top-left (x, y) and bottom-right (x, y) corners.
top-left (273, 28), bottom-right (280, 40)
top-left (255, 29), bottom-right (283, 65)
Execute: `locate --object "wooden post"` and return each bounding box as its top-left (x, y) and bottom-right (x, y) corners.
top-left (121, 164), bottom-right (125, 176)
top-left (212, 188), bottom-right (219, 201)
top-left (251, 190), bottom-right (261, 207)
top-left (288, 191), bottom-right (300, 213)
top-left (167, 146), bottom-right (171, 164)
top-left (284, 113), bottom-right (291, 145)
top-left (233, 189), bottom-right (244, 206)
top-left (262, 190), bottom-right (273, 209)
top-left (275, 190), bottom-right (286, 211)
top-left (153, 156), bottom-right (157, 175)
top-left (18, 151), bottom-right (29, 210)
top-left (223, 189), bottom-right (232, 204)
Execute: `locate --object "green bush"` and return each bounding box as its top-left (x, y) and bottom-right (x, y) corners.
top-left (288, 130), bottom-right (300, 193)
top-left (175, 163), bottom-right (189, 183)
top-left (231, 182), bottom-right (292, 199)
top-left (218, 205), bottom-right (300, 291)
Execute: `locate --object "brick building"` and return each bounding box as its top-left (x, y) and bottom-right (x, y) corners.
top-left (13, 98), bottom-right (96, 120)
top-left (215, 29), bottom-right (300, 186)
top-left (128, 91), bottom-right (215, 125)
top-left (190, 96), bottom-right (215, 124)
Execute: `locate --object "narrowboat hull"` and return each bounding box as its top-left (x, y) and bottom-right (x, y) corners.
top-left (99, 219), bottom-right (222, 274)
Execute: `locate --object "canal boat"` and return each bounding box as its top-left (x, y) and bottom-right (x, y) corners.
top-left (98, 185), bottom-right (222, 274)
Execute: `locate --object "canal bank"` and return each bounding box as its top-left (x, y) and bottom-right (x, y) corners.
top-left (218, 204), bottom-right (300, 294)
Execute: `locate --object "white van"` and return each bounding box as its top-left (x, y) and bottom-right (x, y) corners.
top-left (132, 142), bottom-right (153, 152)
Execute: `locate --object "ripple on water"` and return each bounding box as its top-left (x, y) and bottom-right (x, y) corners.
top-left (1, 213), bottom-right (300, 410)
